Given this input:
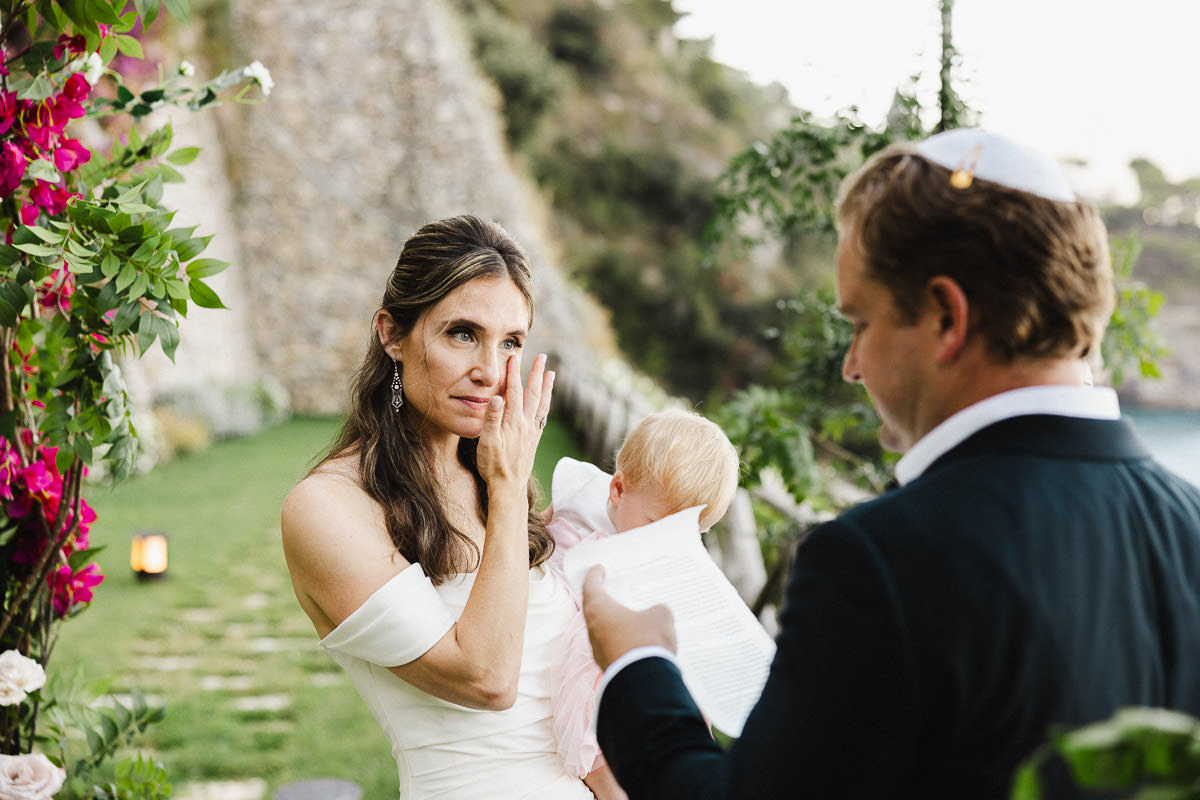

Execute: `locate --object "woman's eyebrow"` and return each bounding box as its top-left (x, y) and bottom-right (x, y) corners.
top-left (440, 317), bottom-right (528, 338)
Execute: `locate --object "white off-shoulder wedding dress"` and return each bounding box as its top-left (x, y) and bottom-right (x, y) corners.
top-left (321, 563), bottom-right (595, 799)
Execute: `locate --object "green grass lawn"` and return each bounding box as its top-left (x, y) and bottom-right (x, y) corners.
top-left (51, 415), bottom-right (583, 797)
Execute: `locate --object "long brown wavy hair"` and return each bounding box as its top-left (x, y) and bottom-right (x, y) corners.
top-left (318, 215), bottom-right (553, 584)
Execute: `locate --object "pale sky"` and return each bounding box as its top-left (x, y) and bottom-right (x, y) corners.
top-left (674, 0), bottom-right (1200, 204)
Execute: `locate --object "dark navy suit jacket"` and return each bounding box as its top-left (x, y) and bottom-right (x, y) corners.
top-left (596, 415), bottom-right (1200, 799)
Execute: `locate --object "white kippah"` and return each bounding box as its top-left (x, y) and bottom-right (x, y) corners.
top-left (914, 128), bottom-right (1076, 202)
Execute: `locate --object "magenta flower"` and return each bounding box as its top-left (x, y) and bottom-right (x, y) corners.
top-left (49, 562), bottom-right (105, 617)
top-left (27, 180), bottom-right (73, 219)
top-left (52, 138), bottom-right (91, 172)
top-left (62, 72), bottom-right (91, 104)
top-left (39, 265), bottom-right (75, 315)
top-left (6, 493), bottom-right (32, 519)
top-left (0, 142), bottom-right (26, 198)
top-left (53, 33), bottom-right (87, 61)
top-left (0, 90), bottom-right (18, 136)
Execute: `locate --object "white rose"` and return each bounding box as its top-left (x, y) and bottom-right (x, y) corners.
top-left (0, 651), bottom-right (46, 707)
top-left (83, 52), bottom-right (104, 85)
top-left (0, 753), bottom-right (66, 800)
top-left (242, 60), bottom-right (274, 96)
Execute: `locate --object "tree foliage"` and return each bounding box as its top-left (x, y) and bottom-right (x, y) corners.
top-left (708, 1), bottom-right (1166, 512)
top-left (0, 0), bottom-right (269, 794)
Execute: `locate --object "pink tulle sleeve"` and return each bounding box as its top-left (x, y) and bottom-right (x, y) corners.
top-left (550, 606), bottom-right (606, 778)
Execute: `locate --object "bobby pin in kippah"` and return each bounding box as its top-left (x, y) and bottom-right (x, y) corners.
top-left (949, 144), bottom-right (983, 190)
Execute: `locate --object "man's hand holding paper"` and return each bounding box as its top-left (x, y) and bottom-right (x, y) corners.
top-left (568, 507), bottom-right (776, 737)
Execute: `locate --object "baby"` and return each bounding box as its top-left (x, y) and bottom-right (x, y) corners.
top-left (544, 409), bottom-right (741, 799)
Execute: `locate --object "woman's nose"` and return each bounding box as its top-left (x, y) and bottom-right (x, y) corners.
top-left (472, 350), bottom-right (504, 385)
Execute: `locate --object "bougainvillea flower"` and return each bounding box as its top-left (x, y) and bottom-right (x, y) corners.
top-left (0, 142), bottom-right (26, 198)
top-left (28, 180), bottom-right (73, 218)
top-left (0, 90), bottom-right (18, 136)
top-left (0, 439), bottom-right (18, 502)
top-left (19, 461), bottom-right (53, 498)
top-left (53, 33), bottom-right (87, 60)
top-left (49, 563), bottom-right (105, 617)
top-left (6, 493), bottom-right (32, 518)
top-left (53, 138), bottom-right (91, 172)
top-left (39, 265), bottom-right (75, 315)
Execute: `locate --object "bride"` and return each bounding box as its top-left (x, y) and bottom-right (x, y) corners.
top-left (281, 215), bottom-right (595, 798)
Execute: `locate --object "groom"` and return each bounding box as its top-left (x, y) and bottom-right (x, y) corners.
top-left (581, 129), bottom-right (1200, 799)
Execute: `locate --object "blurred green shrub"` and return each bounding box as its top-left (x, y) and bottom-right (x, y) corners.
top-left (465, 7), bottom-right (566, 147)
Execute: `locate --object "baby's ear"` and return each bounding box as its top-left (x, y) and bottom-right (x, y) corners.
top-left (608, 472), bottom-right (626, 507)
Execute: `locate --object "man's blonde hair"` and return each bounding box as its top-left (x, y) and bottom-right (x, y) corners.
top-left (615, 409), bottom-right (741, 529)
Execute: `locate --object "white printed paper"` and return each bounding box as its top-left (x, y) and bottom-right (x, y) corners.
top-left (562, 506), bottom-right (776, 737)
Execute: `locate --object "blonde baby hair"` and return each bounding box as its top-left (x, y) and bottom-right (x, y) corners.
top-left (614, 409), bottom-right (741, 530)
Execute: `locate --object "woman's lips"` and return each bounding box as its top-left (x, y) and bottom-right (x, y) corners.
top-left (455, 395), bottom-right (490, 411)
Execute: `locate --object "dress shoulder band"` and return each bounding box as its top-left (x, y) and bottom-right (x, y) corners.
top-left (320, 563), bottom-right (456, 667)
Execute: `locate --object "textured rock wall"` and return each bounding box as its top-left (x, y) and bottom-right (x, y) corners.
top-left (219, 0), bottom-right (610, 415)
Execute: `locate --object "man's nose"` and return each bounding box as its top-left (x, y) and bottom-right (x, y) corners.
top-left (842, 346), bottom-right (862, 383)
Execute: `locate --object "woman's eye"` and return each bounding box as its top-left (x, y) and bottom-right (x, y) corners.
top-left (449, 329), bottom-right (472, 343)
top-left (501, 338), bottom-right (523, 352)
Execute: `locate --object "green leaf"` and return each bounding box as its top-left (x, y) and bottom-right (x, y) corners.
top-left (188, 277), bottom-right (226, 309)
top-left (1009, 763), bottom-right (1041, 800)
top-left (13, 242), bottom-right (61, 257)
top-left (154, 314), bottom-right (180, 359)
top-left (174, 235), bottom-right (212, 262)
top-left (115, 262), bottom-right (137, 292)
top-left (26, 158), bottom-right (61, 183)
top-left (128, 271), bottom-right (149, 299)
top-left (66, 238), bottom-right (96, 260)
top-left (99, 29), bottom-right (119, 62)
top-left (185, 258), bottom-right (228, 279)
top-left (166, 146), bottom-right (202, 166)
top-left (101, 252), bottom-right (121, 278)
top-left (0, 294), bottom-right (18, 326)
top-left (165, 278), bottom-right (188, 300)
top-left (116, 34), bottom-right (143, 58)
top-left (0, 243), bottom-right (23, 265)
top-left (24, 225), bottom-right (66, 244)
top-left (156, 163), bottom-right (186, 183)
top-left (20, 75), bottom-right (56, 101)
top-left (84, 0), bottom-right (123, 25)
top-left (116, 8), bottom-right (138, 32)
top-left (67, 546), bottom-right (105, 570)
top-left (135, 0), bottom-right (159, 26)
top-left (162, 0), bottom-right (190, 23)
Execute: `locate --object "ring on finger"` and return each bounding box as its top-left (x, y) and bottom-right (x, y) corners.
top-left (535, 416), bottom-right (546, 429)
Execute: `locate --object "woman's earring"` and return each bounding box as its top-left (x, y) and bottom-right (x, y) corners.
top-left (391, 361), bottom-right (404, 412)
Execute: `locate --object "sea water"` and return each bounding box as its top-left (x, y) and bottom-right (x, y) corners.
top-left (1126, 408), bottom-right (1200, 488)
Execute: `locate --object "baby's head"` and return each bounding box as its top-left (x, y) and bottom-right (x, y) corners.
top-left (609, 409), bottom-right (740, 533)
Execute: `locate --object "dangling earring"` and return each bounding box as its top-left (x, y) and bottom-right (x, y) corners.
top-left (391, 360), bottom-right (404, 412)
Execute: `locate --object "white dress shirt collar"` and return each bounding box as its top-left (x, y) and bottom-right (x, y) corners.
top-left (894, 385), bottom-right (1121, 486)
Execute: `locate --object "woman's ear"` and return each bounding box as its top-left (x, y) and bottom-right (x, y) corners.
top-left (376, 310), bottom-right (400, 360)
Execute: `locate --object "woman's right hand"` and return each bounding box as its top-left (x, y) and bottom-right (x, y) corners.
top-left (475, 352), bottom-right (554, 491)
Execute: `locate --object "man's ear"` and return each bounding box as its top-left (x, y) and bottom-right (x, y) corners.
top-left (608, 472), bottom-right (626, 508)
top-left (925, 276), bottom-right (970, 364)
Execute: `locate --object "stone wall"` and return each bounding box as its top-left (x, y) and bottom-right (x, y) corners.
top-left (217, 0), bottom-right (612, 415)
